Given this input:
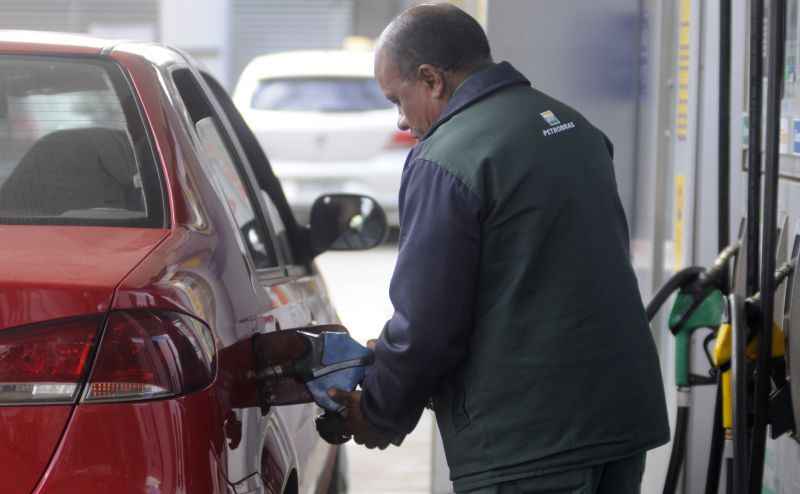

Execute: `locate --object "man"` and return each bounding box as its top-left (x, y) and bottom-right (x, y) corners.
top-left (329, 4), bottom-right (670, 493)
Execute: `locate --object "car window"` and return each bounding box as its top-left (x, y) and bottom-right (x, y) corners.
top-left (201, 71), bottom-right (298, 266)
top-left (0, 56), bottom-right (164, 227)
top-left (172, 68), bottom-right (279, 270)
top-left (260, 190), bottom-right (292, 264)
top-left (251, 77), bottom-right (392, 112)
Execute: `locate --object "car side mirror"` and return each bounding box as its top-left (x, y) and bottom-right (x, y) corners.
top-left (309, 193), bottom-right (387, 256)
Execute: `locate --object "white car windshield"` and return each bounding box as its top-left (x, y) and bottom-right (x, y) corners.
top-left (251, 77), bottom-right (392, 112)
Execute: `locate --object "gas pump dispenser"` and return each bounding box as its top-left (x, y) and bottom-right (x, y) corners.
top-left (787, 241), bottom-right (800, 440)
top-left (648, 2), bottom-right (800, 492)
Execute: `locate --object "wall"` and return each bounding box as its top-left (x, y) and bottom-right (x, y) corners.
top-left (160, 0), bottom-right (228, 86)
top-left (486, 0), bottom-right (642, 223)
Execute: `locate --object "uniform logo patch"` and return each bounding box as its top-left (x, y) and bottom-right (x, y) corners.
top-left (540, 110), bottom-right (576, 137)
top-left (540, 110), bottom-right (561, 126)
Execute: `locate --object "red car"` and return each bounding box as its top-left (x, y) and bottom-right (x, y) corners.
top-left (0, 31), bottom-right (387, 494)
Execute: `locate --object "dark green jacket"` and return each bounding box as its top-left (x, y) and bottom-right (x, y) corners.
top-left (361, 62), bottom-right (669, 491)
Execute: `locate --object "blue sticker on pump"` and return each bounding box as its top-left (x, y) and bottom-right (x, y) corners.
top-left (793, 119), bottom-right (800, 155)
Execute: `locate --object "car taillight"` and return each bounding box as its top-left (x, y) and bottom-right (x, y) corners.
top-left (82, 311), bottom-right (216, 403)
top-left (385, 129), bottom-right (417, 149)
top-left (0, 317), bottom-right (101, 405)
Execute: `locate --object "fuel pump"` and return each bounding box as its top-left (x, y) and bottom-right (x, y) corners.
top-left (787, 242), bottom-right (800, 438)
top-left (637, 0), bottom-right (800, 490)
top-left (743, 0), bottom-right (787, 491)
top-left (645, 242), bottom-right (738, 494)
top-left (653, 225), bottom-right (797, 494)
top-left (710, 222), bottom-right (796, 493)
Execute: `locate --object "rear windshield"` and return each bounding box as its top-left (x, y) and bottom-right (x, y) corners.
top-left (251, 77), bottom-right (392, 112)
top-left (0, 56), bottom-right (164, 227)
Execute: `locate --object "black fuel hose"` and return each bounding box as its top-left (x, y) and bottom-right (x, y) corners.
top-left (647, 266), bottom-right (711, 494)
top-left (649, 256), bottom-right (738, 494)
top-left (663, 404), bottom-right (690, 494)
top-left (646, 267), bottom-right (705, 322)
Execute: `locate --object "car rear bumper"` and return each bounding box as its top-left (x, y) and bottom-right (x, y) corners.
top-left (32, 388), bottom-right (230, 494)
top-left (272, 150), bottom-right (407, 226)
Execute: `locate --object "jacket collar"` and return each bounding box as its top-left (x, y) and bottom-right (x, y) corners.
top-left (422, 61), bottom-right (530, 140)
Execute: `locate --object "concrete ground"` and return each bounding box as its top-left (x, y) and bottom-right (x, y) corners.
top-left (317, 247), bottom-right (435, 494)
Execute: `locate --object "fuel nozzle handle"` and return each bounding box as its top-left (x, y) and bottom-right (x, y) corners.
top-left (647, 240), bottom-right (741, 326)
top-left (667, 241), bottom-right (742, 334)
top-left (315, 412), bottom-right (351, 445)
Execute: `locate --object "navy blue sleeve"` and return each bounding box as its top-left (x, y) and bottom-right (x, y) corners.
top-left (360, 159), bottom-right (482, 436)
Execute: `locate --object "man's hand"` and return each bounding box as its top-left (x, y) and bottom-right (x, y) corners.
top-left (327, 388), bottom-right (395, 450)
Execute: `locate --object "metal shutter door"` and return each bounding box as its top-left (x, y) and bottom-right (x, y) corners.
top-left (232, 0), bottom-right (354, 83)
top-left (0, 0), bottom-right (158, 37)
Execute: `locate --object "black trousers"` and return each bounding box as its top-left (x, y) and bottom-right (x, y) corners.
top-left (460, 452), bottom-right (646, 494)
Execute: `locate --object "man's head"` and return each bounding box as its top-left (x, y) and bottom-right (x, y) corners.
top-left (375, 3), bottom-right (492, 139)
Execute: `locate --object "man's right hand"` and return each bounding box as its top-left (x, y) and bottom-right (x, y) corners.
top-left (327, 388), bottom-right (395, 450)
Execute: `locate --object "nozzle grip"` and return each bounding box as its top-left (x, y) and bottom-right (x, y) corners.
top-left (314, 411), bottom-right (405, 447)
top-left (316, 412), bottom-right (351, 445)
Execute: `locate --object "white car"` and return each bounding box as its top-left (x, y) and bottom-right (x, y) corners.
top-left (234, 49), bottom-right (413, 227)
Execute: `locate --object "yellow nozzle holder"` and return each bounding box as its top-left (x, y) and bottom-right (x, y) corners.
top-left (713, 322), bottom-right (785, 366)
top-left (713, 322), bottom-right (784, 430)
top-left (745, 322), bottom-right (785, 360)
top-left (713, 323), bottom-right (734, 429)
top-left (722, 370), bottom-right (733, 429)
top-left (714, 323), bottom-right (732, 367)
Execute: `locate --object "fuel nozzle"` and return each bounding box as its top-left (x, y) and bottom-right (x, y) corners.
top-left (668, 241), bottom-right (741, 335)
top-left (254, 325), bottom-right (374, 413)
top-left (253, 325), bottom-right (380, 444)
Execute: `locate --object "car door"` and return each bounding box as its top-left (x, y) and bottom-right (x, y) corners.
top-left (200, 71), bottom-right (342, 494)
top-left (167, 63), bottom-right (322, 493)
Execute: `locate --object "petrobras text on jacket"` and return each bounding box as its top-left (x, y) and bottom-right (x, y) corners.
top-left (543, 121), bottom-right (576, 137)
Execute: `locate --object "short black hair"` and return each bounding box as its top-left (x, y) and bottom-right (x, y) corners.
top-left (380, 3), bottom-right (492, 80)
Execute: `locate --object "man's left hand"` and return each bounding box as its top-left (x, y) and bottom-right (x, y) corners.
top-left (327, 388), bottom-right (395, 450)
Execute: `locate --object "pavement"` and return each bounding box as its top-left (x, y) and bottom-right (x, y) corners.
top-left (317, 246), bottom-right (435, 494)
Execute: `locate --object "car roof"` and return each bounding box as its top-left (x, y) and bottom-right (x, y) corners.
top-left (240, 50), bottom-right (376, 80)
top-left (0, 30), bottom-right (120, 54)
top-left (0, 30), bottom-right (187, 68)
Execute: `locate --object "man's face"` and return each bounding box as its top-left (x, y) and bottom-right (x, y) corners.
top-left (375, 50), bottom-right (448, 139)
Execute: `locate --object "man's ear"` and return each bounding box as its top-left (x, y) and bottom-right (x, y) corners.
top-left (417, 64), bottom-right (446, 99)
